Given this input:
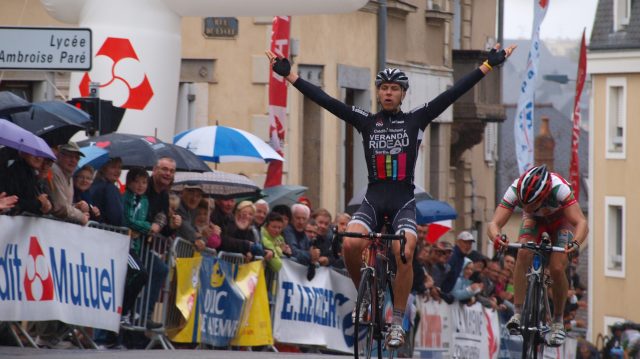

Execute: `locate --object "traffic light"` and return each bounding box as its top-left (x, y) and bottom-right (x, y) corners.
top-left (67, 97), bottom-right (126, 135)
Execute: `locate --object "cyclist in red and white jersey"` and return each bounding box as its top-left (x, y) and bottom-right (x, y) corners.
top-left (487, 165), bottom-right (588, 346)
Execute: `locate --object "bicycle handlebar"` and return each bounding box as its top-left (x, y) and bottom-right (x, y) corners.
top-left (337, 231), bottom-right (406, 240)
top-left (507, 242), bottom-right (566, 253)
top-left (332, 230), bottom-right (407, 264)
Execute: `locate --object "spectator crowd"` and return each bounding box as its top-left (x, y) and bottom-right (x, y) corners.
top-left (0, 140), bottom-right (589, 352)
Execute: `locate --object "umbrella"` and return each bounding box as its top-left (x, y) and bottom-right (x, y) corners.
top-left (262, 184), bottom-right (308, 207)
top-left (0, 119), bottom-right (56, 160)
top-left (174, 125), bottom-right (284, 163)
top-left (0, 92), bottom-right (30, 117)
top-left (77, 133), bottom-right (211, 172)
top-left (346, 184), bottom-right (433, 214)
top-left (11, 101), bottom-right (92, 146)
top-left (172, 171), bottom-right (261, 199)
top-left (77, 146), bottom-right (110, 171)
top-left (415, 200), bottom-right (457, 225)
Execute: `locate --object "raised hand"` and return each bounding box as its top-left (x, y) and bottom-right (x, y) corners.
top-left (486, 43), bottom-right (517, 67)
top-left (265, 50), bottom-right (292, 77)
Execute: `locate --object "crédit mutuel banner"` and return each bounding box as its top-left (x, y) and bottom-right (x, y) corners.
top-left (0, 216), bottom-right (128, 332)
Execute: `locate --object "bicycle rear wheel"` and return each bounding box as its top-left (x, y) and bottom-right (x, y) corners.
top-left (355, 268), bottom-right (380, 359)
top-left (521, 275), bottom-right (542, 359)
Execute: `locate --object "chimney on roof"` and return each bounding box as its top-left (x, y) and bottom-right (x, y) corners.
top-left (534, 116), bottom-right (554, 171)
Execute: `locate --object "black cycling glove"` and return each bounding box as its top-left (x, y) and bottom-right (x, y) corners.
top-left (486, 48), bottom-right (507, 67)
top-left (272, 57), bottom-right (291, 77)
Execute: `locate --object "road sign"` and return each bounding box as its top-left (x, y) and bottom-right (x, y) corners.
top-left (0, 27), bottom-right (92, 71)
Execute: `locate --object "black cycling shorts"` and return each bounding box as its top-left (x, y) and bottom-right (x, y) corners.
top-left (349, 181), bottom-right (417, 238)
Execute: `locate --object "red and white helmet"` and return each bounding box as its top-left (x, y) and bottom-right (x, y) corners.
top-left (516, 165), bottom-right (552, 205)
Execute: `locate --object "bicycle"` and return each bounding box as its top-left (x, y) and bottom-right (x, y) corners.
top-left (333, 219), bottom-right (407, 359)
top-left (502, 232), bottom-right (566, 359)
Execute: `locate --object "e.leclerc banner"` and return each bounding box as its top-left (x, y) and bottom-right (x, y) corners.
top-left (273, 259), bottom-right (357, 353)
top-left (264, 16), bottom-right (291, 188)
top-left (0, 216), bottom-right (128, 332)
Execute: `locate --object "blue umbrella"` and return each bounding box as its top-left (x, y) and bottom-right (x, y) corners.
top-left (415, 199), bottom-right (457, 225)
top-left (78, 133), bottom-right (211, 172)
top-left (0, 118), bottom-right (56, 160)
top-left (174, 125), bottom-right (284, 163)
top-left (77, 146), bottom-right (110, 171)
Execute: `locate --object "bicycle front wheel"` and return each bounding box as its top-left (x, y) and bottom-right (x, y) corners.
top-left (354, 267), bottom-right (380, 359)
top-left (521, 275), bottom-right (542, 359)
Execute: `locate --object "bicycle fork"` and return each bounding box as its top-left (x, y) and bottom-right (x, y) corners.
top-left (524, 254), bottom-right (552, 337)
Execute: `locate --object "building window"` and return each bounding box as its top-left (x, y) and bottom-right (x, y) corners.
top-left (604, 196), bottom-right (625, 278)
top-left (613, 0), bottom-right (631, 31)
top-left (605, 77), bottom-right (626, 159)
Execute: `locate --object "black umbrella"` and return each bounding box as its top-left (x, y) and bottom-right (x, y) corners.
top-left (262, 184), bottom-right (308, 207)
top-left (0, 91), bottom-right (30, 117)
top-left (77, 133), bottom-right (211, 172)
top-left (11, 101), bottom-right (92, 146)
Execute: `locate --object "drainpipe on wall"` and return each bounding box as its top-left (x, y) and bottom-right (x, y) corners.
top-left (377, 0), bottom-right (387, 72)
top-left (495, 0), bottom-right (504, 209)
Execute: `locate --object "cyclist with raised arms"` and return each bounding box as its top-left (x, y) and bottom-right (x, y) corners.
top-left (267, 43), bottom-right (515, 347)
top-left (487, 165), bottom-right (588, 346)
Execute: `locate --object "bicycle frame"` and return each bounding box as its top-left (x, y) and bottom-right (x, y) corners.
top-left (507, 233), bottom-right (565, 359)
top-left (335, 226), bottom-right (406, 359)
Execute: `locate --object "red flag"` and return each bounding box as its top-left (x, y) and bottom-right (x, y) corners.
top-left (264, 16), bottom-right (291, 188)
top-left (425, 220), bottom-right (452, 244)
top-left (569, 30), bottom-right (586, 199)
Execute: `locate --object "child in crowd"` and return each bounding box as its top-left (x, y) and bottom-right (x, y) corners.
top-left (121, 167), bottom-right (164, 328)
top-left (123, 167), bottom-right (166, 244)
top-left (195, 198), bottom-right (221, 250)
top-left (451, 257), bottom-right (483, 305)
top-left (261, 212), bottom-right (292, 272)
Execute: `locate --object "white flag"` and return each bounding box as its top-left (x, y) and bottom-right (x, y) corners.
top-left (514, 0), bottom-right (550, 174)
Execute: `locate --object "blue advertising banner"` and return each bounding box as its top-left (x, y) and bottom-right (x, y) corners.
top-left (198, 255), bottom-right (245, 346)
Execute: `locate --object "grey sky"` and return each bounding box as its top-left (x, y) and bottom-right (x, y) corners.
top-left (505, 0), bottom-right (598, 41)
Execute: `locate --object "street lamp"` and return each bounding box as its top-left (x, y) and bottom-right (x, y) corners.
top-left (543, 74), bottom-right (570, 84)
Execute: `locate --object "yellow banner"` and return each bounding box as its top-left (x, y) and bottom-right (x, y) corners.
top-left (231, 261), bottom-right (273, 346)
top-left (169, 256), bottom-right (202, 343)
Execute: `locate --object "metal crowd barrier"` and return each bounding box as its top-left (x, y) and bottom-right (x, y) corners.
top-left (126, 233), bottom-right (174, 350)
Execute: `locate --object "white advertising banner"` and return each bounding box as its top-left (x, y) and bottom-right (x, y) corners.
top-left (450, 303), bottom-right (501, 359)
top-left (273, 259), bottom-right (357, 353)
top-left (415, 298), bottom-right (453, 357)
top-left (0, 216), bottom-right (129, 332)
top-left (415, 300), bottom-right (501, 359)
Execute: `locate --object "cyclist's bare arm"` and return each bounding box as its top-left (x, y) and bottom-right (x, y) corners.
top-left (487, 205), bottom-right (512, 246)
top-left (562, 202), bottom-right (588, 252)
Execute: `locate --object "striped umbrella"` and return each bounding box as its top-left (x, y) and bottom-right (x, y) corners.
top-left (171, 171), bottom-right (261, 199)
top-left (173, 125), bottom-right (284, 163)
